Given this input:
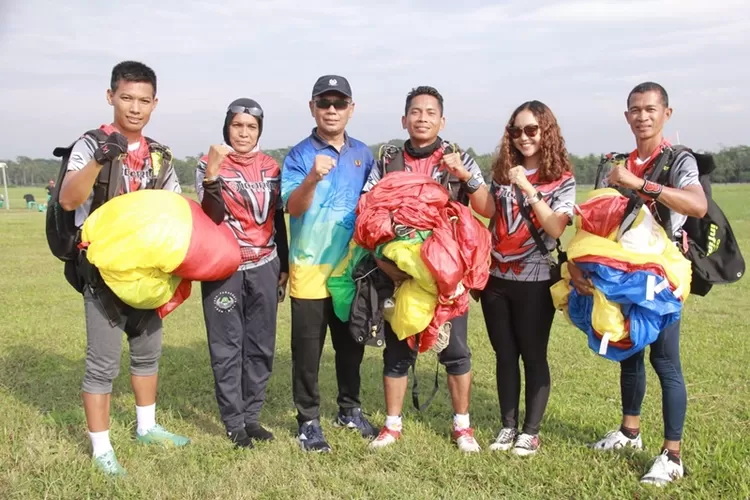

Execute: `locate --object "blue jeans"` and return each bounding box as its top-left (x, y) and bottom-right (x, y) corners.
top-left (620, 320), bottom-right (686, 441)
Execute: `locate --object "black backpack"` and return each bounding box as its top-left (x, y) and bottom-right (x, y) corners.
top-left (348, 254), bottom-right (394, 348)
top-left (599, 146), bottom-right (745, 296)
top-left (47, 130), bottom-right (173, 292)
top-left (47, 129), bottom-right (114, 265)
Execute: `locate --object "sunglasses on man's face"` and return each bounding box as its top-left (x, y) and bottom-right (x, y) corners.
top-left (507, 124), bottom-right (540, 139)
top-left (314, 98), bottom-right (351, 110)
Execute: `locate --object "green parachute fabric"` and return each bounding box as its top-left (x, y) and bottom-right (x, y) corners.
top-left (328, 242), bottom-right (371, 322)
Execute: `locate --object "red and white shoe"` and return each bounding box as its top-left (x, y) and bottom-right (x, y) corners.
top-left (452, 427), bottom-right (481, 453)
top-left (368, 427), bottom-right (401, 449)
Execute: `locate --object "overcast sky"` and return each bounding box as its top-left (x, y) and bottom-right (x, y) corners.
top-left (1, 0), bottom-right (748, 159)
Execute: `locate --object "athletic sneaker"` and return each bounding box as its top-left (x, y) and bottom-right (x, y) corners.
top-left (368, 427), bottom-right (401, 449)
top-left (451, 427), bottom-right (481, 453)
top-left (245, 423), bottom-right (274, 442)
top-left (513, 433), bottom-right (540, 456)
top-left (93, 450), bottom-right (126, 477)
top-left (590, 429), bottom-right (643, 450)
top-left (489, 427), bottom-right (519, 452)
top-left (334, 407), bottom-right (378, 439)
top-left (640, 450), bottom-right (684, 486)
top-left (298, 420), bottom-right (331, 453)
top-left (136, 424), bottom-right (191, 447)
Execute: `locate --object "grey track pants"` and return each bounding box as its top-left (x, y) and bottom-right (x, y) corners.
top-left (81, 288), bottom-right (163, 394)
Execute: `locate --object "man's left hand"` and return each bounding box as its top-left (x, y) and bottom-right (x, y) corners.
top-left (277, 272), bottom-right (289, 303)
top-left (607, 164), bottom-right (643, 191)
top-left (441, 152), bottom-right (471, 182)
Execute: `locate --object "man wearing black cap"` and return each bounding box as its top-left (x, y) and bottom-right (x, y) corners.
top-left (196, 97), bottom-right (289, 449)
top-left (281, 75), bottom-right (377, 452)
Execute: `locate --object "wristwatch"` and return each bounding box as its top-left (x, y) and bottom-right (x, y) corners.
top-left (463, 176), bottom-right (482, 194)
top-left (528, 191), bottom-right (544, 204)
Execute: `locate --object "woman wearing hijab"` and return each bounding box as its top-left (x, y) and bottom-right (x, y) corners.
top-left (196, 98), bottom-right (289, 448)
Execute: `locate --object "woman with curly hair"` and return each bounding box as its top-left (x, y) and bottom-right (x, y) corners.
top-left (480, 100), bottom-right (576, 456)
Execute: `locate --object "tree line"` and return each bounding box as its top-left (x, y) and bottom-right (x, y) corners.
top-left (3, 143), bottom-right (749, 188)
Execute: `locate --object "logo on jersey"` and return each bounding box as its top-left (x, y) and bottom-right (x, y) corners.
top-left (121, 151), bottom-right (153, 193)
top-left (245, 169), bottom-right (279, 225)
top-left (214, 291), bottom-right (237, 313)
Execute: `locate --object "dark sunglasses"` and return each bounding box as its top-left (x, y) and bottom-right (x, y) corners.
top-left (228, 105), bottom-right (263, 118)
top-left (507, 124), bottom-right (540, 139)
top-left (314, 98), bottom-right (351, 110)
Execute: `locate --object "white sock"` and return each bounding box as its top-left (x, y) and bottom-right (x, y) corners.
top-left (384, 415), bottom-right (402, 431)
top-left (454, 413), bottom-right (470, 430)
top-left (136, 403), bottom-right (156, 436)
top-left (89, 430), bottom-right (113, 458)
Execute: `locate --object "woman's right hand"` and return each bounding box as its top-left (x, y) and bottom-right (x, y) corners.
top-left (205, 144), bottom-right (231, 179)
top-left (567, 261), bottom-right (594, 296)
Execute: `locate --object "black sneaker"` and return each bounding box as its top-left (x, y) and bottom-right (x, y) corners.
top-left (245, 423), bottom-right (274, 442)
top-left (227, 428), bottom-right (254, 449)
top-left (297, 420), bottom-right (331, 453)
top-left (334, 407), bottom-right (378, 439)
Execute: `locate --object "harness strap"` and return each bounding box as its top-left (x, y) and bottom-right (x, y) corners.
top-left (411, 335), bottom-right (440, 411)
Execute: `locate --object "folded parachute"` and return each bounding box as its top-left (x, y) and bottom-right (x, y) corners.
top-left (551, 188), bottom-right (692, 361)
top-left (352, 171), bottom-right (491, 353)
top-left (81, 190), bottom-right (242, 317)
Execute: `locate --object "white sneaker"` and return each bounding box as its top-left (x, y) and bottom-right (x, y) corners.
top-left (489, 427), bottom-right (518, 452)
top-left (640, 450), bottom-right (684, 486)
top-left (368, 427), bottom-right (401, 449)
top-left (590, 430), bottom-right (643, 450)
top-left (452, 427), bottom-right (481, 453)
top-left (512, 433), bottom-right (540, 456)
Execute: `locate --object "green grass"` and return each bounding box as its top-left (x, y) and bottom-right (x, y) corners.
top-left (1, 185), bottom-right (748, 499)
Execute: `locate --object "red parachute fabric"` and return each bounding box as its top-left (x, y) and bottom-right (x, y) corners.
top-left (172, 200), bottom-right (242, 280)
top-left (355, 172), bottom-right (491, 352)
top-left (574, 194), bottom-right (630, 237)
top-left (354, 174), bottom-right (449, 249)
top-left (157, 199), bottom-right (242, 317)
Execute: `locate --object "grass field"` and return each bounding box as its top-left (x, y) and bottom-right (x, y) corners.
top-left (1, 185), bottom-right (748, 499)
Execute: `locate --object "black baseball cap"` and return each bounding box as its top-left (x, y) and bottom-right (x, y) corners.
top-left (311, 75), bottom-right (352, 98)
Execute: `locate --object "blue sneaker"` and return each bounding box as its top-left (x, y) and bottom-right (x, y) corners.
top-left (335, 408), bottom-right (378, 439)
top-left (136, 424), bottom-right (190, 447)
top-left (297, 420), bottom-right (331, 453)
top-left (92, 450), bottom-right (126, 477)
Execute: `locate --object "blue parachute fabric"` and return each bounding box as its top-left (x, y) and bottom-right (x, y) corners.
top-left (569, 262), bottom-right (683, 362)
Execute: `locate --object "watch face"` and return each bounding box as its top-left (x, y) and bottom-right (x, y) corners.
top-left (464, 177), bottom-right (481, 194)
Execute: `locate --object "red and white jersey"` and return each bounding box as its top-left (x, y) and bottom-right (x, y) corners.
top-left (197, 150), bottom-right (281, 269)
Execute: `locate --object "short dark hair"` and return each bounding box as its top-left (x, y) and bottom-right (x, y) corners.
top-left (405, 86), bottom-right (444, 116)
top-left (627, 82), bottom-right (668, 108)
top-left (110, 61), bottom-right (157, 95)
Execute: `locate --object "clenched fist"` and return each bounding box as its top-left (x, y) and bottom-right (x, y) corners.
top-left (607, 164), bottom-right (643, 191)
top-left (205, 144), bottom-right (232, 178)
top-left (509, 165), bottom-right (534, 195)
top-left (93, 132), bottom-right (128, 165)
top-left (441, 152), bottom-right (470, 182)
top-left (308, 154), bottom-right (336, 182)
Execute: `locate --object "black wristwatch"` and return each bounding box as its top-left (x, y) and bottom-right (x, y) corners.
top-left (463, 176), bottom-right (482, 194)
